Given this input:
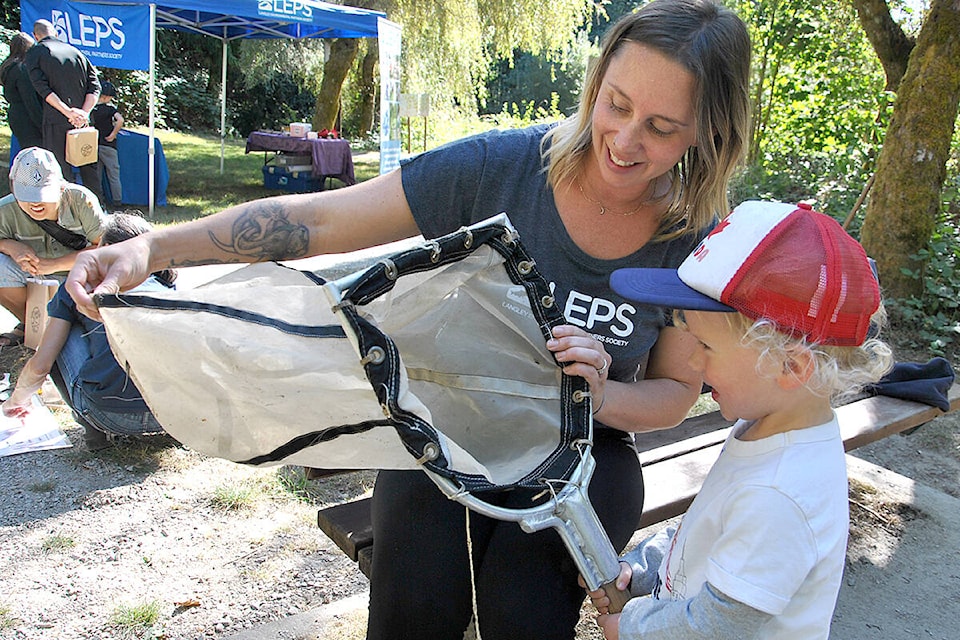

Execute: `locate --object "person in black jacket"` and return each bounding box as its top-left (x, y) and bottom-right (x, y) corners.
top-left (24, 19), bottom-right (104, 205)
top-left (0, 32), bottom-right (43, 149)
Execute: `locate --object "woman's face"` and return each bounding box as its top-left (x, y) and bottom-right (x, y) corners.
top-left (590, 42), bottom-right (698, 192)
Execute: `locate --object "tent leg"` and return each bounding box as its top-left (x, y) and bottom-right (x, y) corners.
top-left (220, 37), bottom-right (227, 174)
top-left (149, 3), bottom-right (157, 218)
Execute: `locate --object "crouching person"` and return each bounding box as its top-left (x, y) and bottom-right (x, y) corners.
top-left (2, 212), bottom-right (176, 449)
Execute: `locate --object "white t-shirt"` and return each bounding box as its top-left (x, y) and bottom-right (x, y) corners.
top-left (641, 416), bottom-right (849, 638)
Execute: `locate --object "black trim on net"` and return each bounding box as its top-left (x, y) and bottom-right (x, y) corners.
top-left (334, 222), bottom-right (592, 492)
top-left (237, 419), bottom-right (396, 465)
top-left (96, 293), bottom-right (347, 339)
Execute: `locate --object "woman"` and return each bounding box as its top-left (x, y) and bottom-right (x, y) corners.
top-left (2, 212), bottom-right (174, 450)
top-left (1, 32), bottom-right (43, 149)
top-left (66, 1), bottom-right (751, 637)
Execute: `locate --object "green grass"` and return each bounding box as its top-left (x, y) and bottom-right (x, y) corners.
top-left (40, 534), bottom-right (76, 553)
top-left (0, 125), bottom-right (382, 227)
top-left (210, 482), bottom-right (263, 511)
top-left (0, 603), bottom-right (19, 630)
top-left (108, 600), bottom-right (163, 638)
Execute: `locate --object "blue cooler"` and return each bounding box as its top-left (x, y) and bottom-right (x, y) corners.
top-left (262, 165), bottom-right (323, 192)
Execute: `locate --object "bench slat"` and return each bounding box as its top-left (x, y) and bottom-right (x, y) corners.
top-left (635, 410), bottom-right (734, 458)
top-left (317, 383), bottom-right (959, 576)
top-left (838, 382), bottom-right (960, 451)
top-left (316, 498), bottom-right (373, 561)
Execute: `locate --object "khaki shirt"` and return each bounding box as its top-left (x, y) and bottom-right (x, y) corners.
top-left (0, 185), bottom-right (106, 261)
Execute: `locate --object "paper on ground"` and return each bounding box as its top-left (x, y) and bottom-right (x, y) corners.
top-left (0, 391), bottom-right (72, 458)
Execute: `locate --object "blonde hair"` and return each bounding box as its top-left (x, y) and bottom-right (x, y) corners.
top-left (703, 309), bottom-right (895, 403)
top-left (542, 0), bottom-right (751, 241)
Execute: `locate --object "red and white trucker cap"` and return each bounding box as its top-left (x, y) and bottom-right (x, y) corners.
top-left (610, 201), bottom-right (880, 346)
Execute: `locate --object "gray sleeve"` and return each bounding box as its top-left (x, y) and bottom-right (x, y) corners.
top-left (622, 527), bottom-right (674, 597)
top-left (618, 582), bottom-right (773, 640)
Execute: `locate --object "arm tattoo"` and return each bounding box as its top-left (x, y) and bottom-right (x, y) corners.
top-left (208, 201), bottom-right (310, 261)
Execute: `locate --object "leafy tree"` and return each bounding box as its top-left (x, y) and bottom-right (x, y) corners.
top-left (480, 34), bottom-right (591, 118)
top-left (230, 73), bottom-right (317, 137)
top-left (340, 39), bottom-right (379, 138)
top-left (311, 0), bottom-right (595, 130)
top-left (0, 4), bottom-right (18, 31)
top-left (233, 38), bottom-right (324, 133)
top-left (723, 0), bottom-right (891, 229)
top-left (855, 0), bottom-right (960, 299)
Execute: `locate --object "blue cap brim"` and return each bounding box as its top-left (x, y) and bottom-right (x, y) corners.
top-left (610, 268), bottom-right (735, 312)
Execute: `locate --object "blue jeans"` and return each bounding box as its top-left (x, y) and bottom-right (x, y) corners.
top-left (56, 324), bottom-right (163, 436)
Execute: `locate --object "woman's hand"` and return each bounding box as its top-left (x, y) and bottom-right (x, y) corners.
top-left (546, 324), bottom-right (611, 414)
top-left (35, 256), bottom-right (67, 276)
top-left (7, 242), bottom-right (39, 274)
top-left (547, 325), bottom-right (610, 381)
top-left (2, 390), bottom-right (34, 418)
top-left (3, 361), bottom-right (48, 416)
top-left (595, 612), bottom-right (621, 640)
top-left (67, 107), bottom-right (89, 128)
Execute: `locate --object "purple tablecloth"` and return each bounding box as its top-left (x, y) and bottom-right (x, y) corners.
top-left (245, 131), bottom-right (356, 186)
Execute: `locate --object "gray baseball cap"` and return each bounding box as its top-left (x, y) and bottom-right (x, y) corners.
top-left (10, 147), bottom-right (64, 203)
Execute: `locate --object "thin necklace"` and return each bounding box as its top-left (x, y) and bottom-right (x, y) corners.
top-left (576, 177), bottom-right (661, 217)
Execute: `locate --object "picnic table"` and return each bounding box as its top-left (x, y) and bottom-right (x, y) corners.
top-left (245, 131), bottom-right (356, 187)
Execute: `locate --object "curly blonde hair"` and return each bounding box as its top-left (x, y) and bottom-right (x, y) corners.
top-left (717, 309), bottom-right (894, 403)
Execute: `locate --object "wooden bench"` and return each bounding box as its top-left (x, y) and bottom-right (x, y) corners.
top-left (316, 383), bottom-right (960, 578)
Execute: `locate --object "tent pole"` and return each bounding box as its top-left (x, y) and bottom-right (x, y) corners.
top-left (149, 4), bottom-right (157, 217)
top-left (220, 36), bottom-right (227, 174)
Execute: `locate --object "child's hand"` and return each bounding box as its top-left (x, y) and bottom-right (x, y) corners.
top-left (2, 398), bottom-right (31, 418)
top-left (596, 612), bottom-right (621, 640)
top-left (581, 561), bottom-right (632, 613)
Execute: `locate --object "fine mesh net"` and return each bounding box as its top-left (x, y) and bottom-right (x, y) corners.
top-left (98, 214), bottom-right (592, 491)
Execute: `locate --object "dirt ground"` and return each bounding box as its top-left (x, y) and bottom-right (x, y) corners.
top-left (0, 291), bottom-right (957, 639)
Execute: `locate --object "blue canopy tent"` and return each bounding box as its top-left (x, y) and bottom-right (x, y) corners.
top-left (20, 0), bottom-right (400, 214)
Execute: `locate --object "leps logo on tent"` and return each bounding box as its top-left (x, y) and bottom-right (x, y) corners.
top-left (51, 9), bottom-right (125, 50)
top-left (258, 0), bottom-right (313, 23)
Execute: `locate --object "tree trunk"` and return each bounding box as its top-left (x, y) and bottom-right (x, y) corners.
top-left (859, 0), bottom-right (960, 299)
top-left (358, 45), bottom-right (379, 137)
top-left (314, 38), bottom-right (360, 131)
top-left (852, 0), bottom-right (915, 90)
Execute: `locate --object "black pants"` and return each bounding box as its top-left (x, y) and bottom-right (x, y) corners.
top-left (366, 431), bottom-right (644, 640)
top-left (43, 120), bottom-right (103, 205)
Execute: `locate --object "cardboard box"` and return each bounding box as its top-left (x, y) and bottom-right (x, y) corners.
top-left (25, 278), bottom-right (60, 350)
top-left (65, 126), bottom-right (98, 166)
top-left (289, 122), bottom-right (312, 137)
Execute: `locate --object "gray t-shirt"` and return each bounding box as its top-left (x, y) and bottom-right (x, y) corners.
top-left (400, 124), bottom-right (708, 393)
